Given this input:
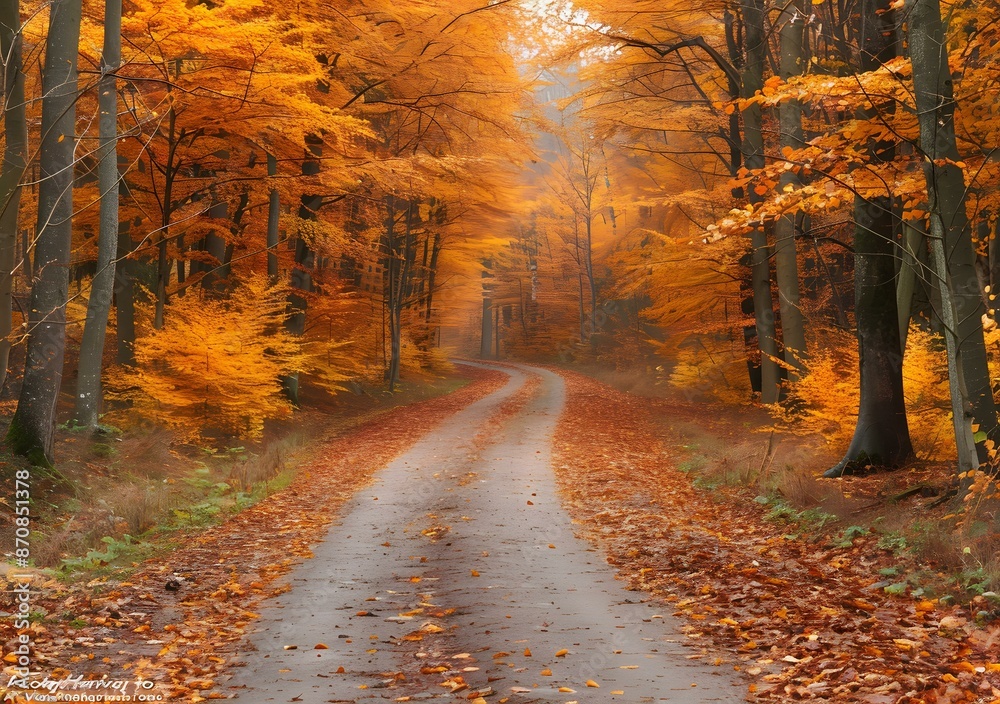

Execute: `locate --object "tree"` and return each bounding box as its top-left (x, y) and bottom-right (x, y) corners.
top-left (824, 0), bottom-right (913, 477)
top-left (907, 0), bottom-right (993, 476)
top-left (6, 0), bottom-right (83, 466)
top-left (0, 0), bottom-right (27, 390)
top-left (74, 0), bottom-right (122, 429)
top-left (772, 0), bottom-right (808, 378)
top-left (741, 0), bottom-right (781, 404)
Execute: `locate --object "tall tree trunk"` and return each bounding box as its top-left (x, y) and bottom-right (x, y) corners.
top-left (0, 0), bottom-right (27, 390)
top-left (773, 0), bottom-right (807, 377)
top-left (384, 196), bottom-right (414, 391)
top-left (584, 214), bottom-right (597, 337)
top-left (282, 196), bottom-right (317, 404)
top-left (266, 152), bottom-right (279, 283)
top-left (480, 261), bottom-right (492, 359)
top-left (6, 0), bottom-right (82, 466)
top-left (826, 201), bottom-right (913, 475)
top-left (424, 232), bottom-right (440, 323)
top-left (826, 0), bottom-right (913, 477)
top-left (153, 107), bottom-right (178, 330)
top-left (908, 0), bottom-right (995, 473)
top-left (114, 213), bottom-right (137, 365)
top-left (74, 0), bottom-right (121, 428)
top-left (572, 215), bottom-right (586, 342)
top-left (741, 0), bottom-right (780, 403)
top-left (201, 197), bottom-right (230, 294)
top-left (281, 138), bottom-right (321, 404)
top-left (896, 220), bottom-right (924, 349)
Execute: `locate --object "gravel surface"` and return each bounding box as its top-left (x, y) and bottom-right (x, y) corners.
top-left (223, 363), bottom-right (742, 703)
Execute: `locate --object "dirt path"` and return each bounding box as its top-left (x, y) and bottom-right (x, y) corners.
top-left (221, 363), bottom-right (742, 703)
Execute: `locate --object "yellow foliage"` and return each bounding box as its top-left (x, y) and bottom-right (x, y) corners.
top-left (776, 326), bottom-right (954, 461)
top-left (107, 276), bottom-right (307, 441)
top-left (902, 327), bottom-right (955, 461)
top-left (668, 334), bottom-right (752, 405)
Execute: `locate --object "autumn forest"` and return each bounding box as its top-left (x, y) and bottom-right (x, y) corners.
top-left (2, 0), bottom-right (1000, 702)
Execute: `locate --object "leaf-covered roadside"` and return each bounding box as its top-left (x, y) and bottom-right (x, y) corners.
top-left (551, 370), bottom-right (1000, 704)
top-left (0, 367), bottom-right (507, 703)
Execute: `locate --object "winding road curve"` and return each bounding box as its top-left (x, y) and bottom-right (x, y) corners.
top-left (223, 363), bottom-right (743, 703)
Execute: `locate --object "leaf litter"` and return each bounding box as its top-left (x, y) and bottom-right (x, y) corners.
top-left (0, 367), bottom-right (507, 702)
top-left (551, 370), bottom-right (1000, 704)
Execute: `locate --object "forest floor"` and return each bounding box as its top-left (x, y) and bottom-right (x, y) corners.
top-left (552, 367), bottom-right (1000, 703)
top-left (0, 363), bottom-right (998, 704)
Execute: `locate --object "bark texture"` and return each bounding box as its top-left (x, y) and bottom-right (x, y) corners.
top-left (908, 0), bottom-right (996, 472)
top-left (0, 0), bottom-right (26, 390)
top-left (741, 0), bottom-right (780, 403)
top-left (75, 0), bottom-right (122, 428)
top-left (7, 0), bottom-right (82, 465)
top-left (826, 0), bottom-right (913, 477)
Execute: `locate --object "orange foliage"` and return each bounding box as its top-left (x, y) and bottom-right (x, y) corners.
top-left (776, 327), bottom-right (955, 461)
top-left (108, 277), bottom-right (316, 440)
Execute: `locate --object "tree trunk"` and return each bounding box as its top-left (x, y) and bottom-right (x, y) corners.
top-left (741, 0), bottom-right (780, 403)
top-left (826, 0), bottom-right (913, 477)
top-left (281, 138), bottom-right (321, 404)
top-left (896, 220), bottom-right (924, 349)
top-left (825, 199), bottom-right (913, 475)
top-left (201, 197), bottom-right (230, 294)
top-left (282, 195), bottom-right (318, 405)
top-left (0, 0), bottom-right (27, 390)
top-left (773, 0), bottom-right (807, 377)
top-left (384, 196), bottom-right (413, 391)
top-left (480, 261), bottom-right (492, 358)
top-left (153, 108), bottom-right (178, 330)
top-left (267, 152), bottom-right (279, 283)
top-left (584, 214), bottom-right (597, 337)
top-left (74, 0), bottom-right (121, 428)
top-left (114, 214), bottom-right (137, 365)
top-left (7, 0), bottom-right (82, 466)
top-left (908, 0), bottom-right (996, 470)
top-left (424, 232), bottom-right (440, 322)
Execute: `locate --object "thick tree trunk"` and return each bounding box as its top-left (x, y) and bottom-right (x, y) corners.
top-left (773, 0), bottom-right (807, 377)
top-left (825, 198), bottom-right (913, 476)
top-left (741, 0), bottom-right (780, 403)
top-left (7, 0), bottom-right (82, 466)
top-left (74, 0), bottom-right (121, 428)
top-left (908, 0), bottom-right (996, 472)
top-left (0, 0), bottom-right (27, 390)
top-left (826, 0), bottom-right (913, 477)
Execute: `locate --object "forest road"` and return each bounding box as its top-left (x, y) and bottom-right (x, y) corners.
top-left (223, 363), bottom-right (743, 703)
